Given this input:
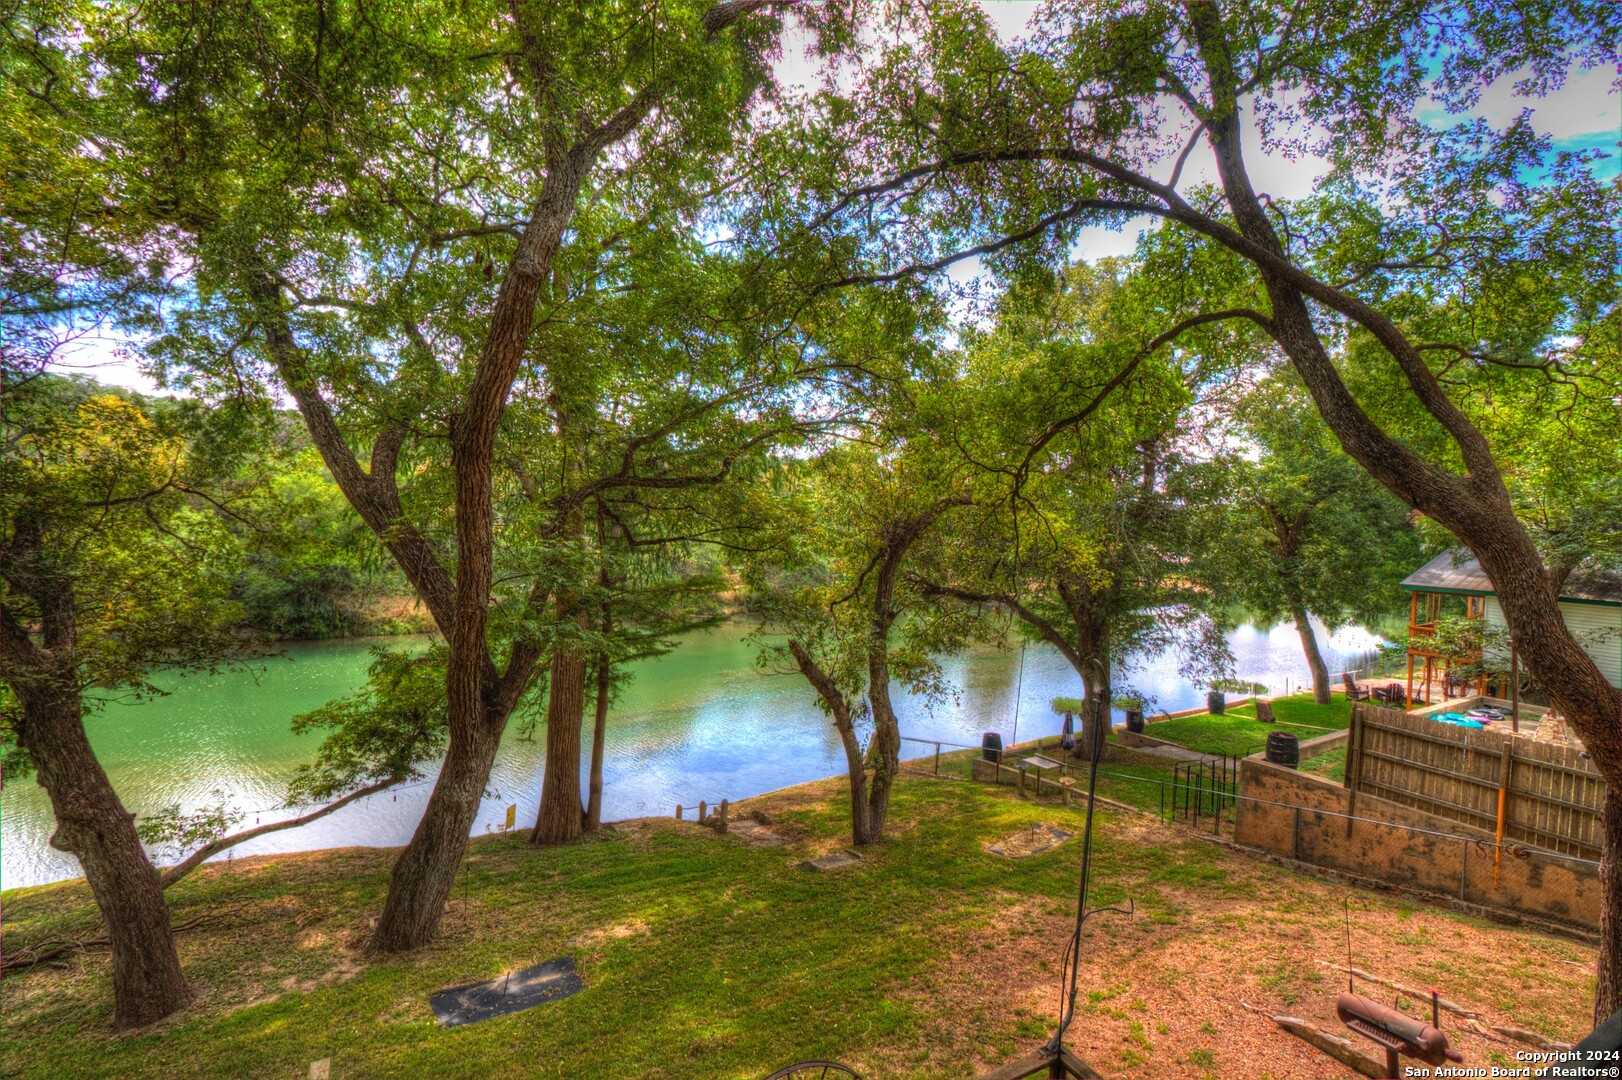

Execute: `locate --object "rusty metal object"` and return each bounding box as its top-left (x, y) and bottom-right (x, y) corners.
top-left (1336, 992), bottom-right (1463, 1070)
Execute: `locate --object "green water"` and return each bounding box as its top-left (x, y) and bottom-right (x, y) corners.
top-left (1, 618), bottom-right (1382, 889)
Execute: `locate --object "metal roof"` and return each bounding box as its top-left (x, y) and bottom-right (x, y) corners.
top-left (1400, 551), bottom-right (1622, 606)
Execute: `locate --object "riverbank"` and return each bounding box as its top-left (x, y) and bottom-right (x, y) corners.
top-left (2, 623), bottom-right (1384, 890)
top-left (2, 762), bottom-right (1596, 1079)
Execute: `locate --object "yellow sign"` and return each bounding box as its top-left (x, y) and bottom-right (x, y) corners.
top-left (504, 804), bottom-right (516, 830)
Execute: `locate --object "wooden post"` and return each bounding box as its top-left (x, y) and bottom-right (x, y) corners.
top-left (716, 799), bottom-right (729, 834)
top-left (698, 799), bottom-right (707, 824)
top-left (1017, 766), bottom-right (1026, 799)
top-left (1345, 707), bottom-right (1364, 836)
top-left (675, 804), bottom-right (683, 820)
top-left (1405, 654), bottom-right (1415, 710)
top-left (934, 742), bottom-right (941, 775)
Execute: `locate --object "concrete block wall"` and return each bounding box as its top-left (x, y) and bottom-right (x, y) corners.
top-left (1235, 756), bottom-right (1601, 929)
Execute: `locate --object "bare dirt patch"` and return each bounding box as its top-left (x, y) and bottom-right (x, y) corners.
top-left (859, 812), bottom-right (1596, 1080)
top-left (576, 919), bottom-right (650, 947)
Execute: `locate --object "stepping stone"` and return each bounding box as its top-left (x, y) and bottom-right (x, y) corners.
top-left (800, 849), bottom-right (863, 872)
top-left (429, 957), bottom-right (584, 1027)
top-left (309, 1061), bottom-right (331, 1080)
top-left (730, 820), bottom-right (788, 847)
top-left (986, 823), bottom-right (1074, 859)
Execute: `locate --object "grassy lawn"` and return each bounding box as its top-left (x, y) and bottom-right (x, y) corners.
top-left (1301, 746), bottom-right (1348, 783)
top-left (1136, 693), bottom-right (1353, 758)
top-left (1, 760), bottom-right (1595, 1079)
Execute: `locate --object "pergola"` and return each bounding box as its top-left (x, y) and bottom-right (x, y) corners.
top-left (1404, 589), bottom-right (1491, 710)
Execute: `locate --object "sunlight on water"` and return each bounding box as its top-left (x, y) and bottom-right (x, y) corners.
top-left (0, 618), bottom-right (1381, 888)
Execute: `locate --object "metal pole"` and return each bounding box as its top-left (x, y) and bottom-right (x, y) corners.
top-left (1510, 641), bottom-right (1520, 733)
top-left (1460, 839), bottom-right (1469, 901)
top-left (1010, 640), bottom-right (1028, 749)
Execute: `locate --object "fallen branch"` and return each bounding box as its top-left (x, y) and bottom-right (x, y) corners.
top-left (3, 906), bottom-right (243, 976)
top-left (1314, 961), bottom-right (1481, 1018)
top-left (160, 778), bottom-right (402, 889)
top-left (1240, 1001), bottom-right (1387, 1078)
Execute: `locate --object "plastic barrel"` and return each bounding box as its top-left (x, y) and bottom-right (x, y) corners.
top-left (1265, 730), bottom-right (1300, 768)
top-left (981, 732), bottom-right (1003, 763)
top-left (1207, 690), bottom-right (1226, 715)
top-left (1124, 709), bottom-right (1145, 734)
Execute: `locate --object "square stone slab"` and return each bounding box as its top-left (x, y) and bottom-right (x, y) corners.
top-left (986, 823), bottom-right (1075, 859)
top-left (800, 849), bottom-right (863, 872)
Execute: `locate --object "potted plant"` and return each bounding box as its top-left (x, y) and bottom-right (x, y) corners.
top-left (1115, 693), bottom-right (1147, 734)
top-left (1206, 679), bottom-right (1269, 716)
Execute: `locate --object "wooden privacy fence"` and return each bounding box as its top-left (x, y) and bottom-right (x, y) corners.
top-left (1344, 704), bottom-right (1604, 860)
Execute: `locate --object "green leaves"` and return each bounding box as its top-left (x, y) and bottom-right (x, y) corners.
top-left (1206, 369), bottom-right (1419, 633)
top-left (1, 376), bottom-right (256, 692)
top-left (288, 643), bottom-right (449, 802)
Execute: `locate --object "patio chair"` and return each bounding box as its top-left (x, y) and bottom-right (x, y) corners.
top-left (1342, 672), bottom-right (1371, 702)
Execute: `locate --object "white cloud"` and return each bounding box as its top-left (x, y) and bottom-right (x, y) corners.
top-left (978, 1), bottom-right (1042, 44)
top-left (50, 334), bottom-right (168, 395)
top-left (1479, 63), bottom-right (1617, 141)
top-left (1419, 61), bottom-right (1619, 142)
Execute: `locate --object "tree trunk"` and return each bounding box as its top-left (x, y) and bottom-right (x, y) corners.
top-left (1185, 13), bottom-right (1622, 1013)
top-left (1291, 604), bottom-right (1332, 705)
top-left (21, 686), bottom-right (191, 1026)
top-left (584, 655), bottom-right (610, 832)
top-left (369, 718), bottom-right (500, 953)
top-left (531, 636), bottom-right (588, 845)
top-left (863, 676), bottom-right (901, 845)
top-left (1599, 786), bottom-right (1622, 1025)
top-left (787, 639), bottom-right (874, 845)
top-left (845, 727), bottom-right (876, 846)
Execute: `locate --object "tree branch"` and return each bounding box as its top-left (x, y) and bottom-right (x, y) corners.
top-left (158, 779), bottom-right (403, 889)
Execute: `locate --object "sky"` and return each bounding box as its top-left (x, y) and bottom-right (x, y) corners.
top-left (46, 2), bottom-right (1621, 395)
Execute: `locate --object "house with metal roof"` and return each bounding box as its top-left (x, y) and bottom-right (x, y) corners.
top-left (1398, 552), bottom-right (1622, 704)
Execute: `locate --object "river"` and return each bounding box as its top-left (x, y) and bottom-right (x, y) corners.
top-left (0, 618), bottom-right (1381, 889)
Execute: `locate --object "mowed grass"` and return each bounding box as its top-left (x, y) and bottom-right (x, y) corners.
top-left (4, 756), bottom-right (1599, 1080)
top-left (0, 776), bottom-right (1234, 1080)
top-left (1136, 693), bottom-right (1353, 757)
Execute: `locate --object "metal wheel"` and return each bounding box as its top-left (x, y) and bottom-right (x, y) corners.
top-left (761, 1063), bottom-right (860, 1080)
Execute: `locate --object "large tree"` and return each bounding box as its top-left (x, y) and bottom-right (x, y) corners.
top-left (92, 0), bottom-right (784, 952)
top-left (0, 379), bottom-right (254, 1027)
top-left (759, 0), bottom-right (1622, 1015)
top-left (1214, 372), bottom-right (1418, 703)
top-left (914, 263), bottom-right (1233, 750)
top-left (753, 446), bottom-right (972, 845)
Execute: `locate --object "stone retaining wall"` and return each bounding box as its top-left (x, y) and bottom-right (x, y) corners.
top-left (1235, 755), bottom-right (1601, 929)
